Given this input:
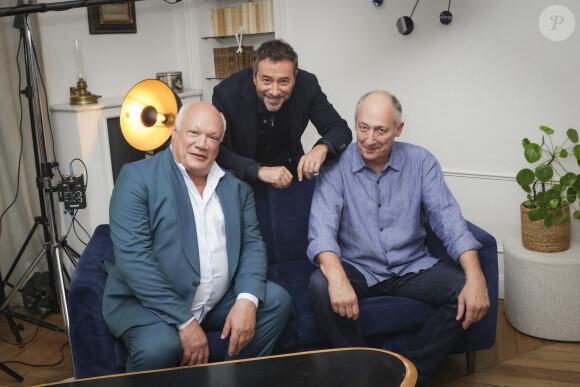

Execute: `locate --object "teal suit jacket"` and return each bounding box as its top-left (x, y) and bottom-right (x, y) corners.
top-left (102, 148), bottom-right (267, 338)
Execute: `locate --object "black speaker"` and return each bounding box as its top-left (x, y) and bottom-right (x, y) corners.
top-left (396, 16), bottom-right (414, 35)
top-left (440, 10), bottom-right (453, 25)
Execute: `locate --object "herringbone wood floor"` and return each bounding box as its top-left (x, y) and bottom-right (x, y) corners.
top-left (0, 302), bottom-right (579, 386)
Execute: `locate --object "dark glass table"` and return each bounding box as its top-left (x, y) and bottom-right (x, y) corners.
top-left (40, 348), bottom-right (417, 387)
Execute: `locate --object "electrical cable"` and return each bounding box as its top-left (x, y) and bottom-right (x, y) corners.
top-left (31, 36), bottom-right (62, 179)
top-left (410, 0), bottom-right (420, 18)
top-left (72, 217), bottom-right (90, 245)
top-left (54, 0), bottom-right (92, 12)
top-left (69, 158), bottom-right (88, 190)
top-left (0, 34), bottom-right (25, 240)
top-left (0, 341), bottom-right (69, 368)
top-left (66, 157), bottom-right (91, 243)
top-left (0, 325), bottom-right (39, 347)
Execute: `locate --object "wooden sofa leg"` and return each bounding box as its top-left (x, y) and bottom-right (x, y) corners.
top-left (466, 351), bottom-right (476, 373)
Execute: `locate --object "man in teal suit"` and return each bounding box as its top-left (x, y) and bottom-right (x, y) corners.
top-left (102, 102), bottom-right (292, 372)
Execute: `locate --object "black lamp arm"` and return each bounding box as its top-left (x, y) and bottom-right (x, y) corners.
top-left (0, 0), bottom-right (143, 18)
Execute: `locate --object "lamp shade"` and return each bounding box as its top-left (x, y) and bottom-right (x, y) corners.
top-left (120, 79), bottom-right (181, 151)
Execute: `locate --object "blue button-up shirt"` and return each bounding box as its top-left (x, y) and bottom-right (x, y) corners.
top-left (307, 142), bottom-right (481, 287)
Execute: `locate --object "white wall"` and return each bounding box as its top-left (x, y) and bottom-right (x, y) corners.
top-left (35, 0), bottom-right (580, 297)
top-left (37, 0), bottom-right (199, 105)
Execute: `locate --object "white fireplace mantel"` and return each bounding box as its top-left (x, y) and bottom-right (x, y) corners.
top-left (50, 89), bottom-right (202, 253)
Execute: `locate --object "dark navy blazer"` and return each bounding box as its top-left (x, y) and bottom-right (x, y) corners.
top-left (212, 67), bottom-right (352, 182)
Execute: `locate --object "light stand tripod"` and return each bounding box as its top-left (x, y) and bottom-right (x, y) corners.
top-left (0, 2), bottom-right (74, 382)
top-left (0, 0), bottom-right (72, 329)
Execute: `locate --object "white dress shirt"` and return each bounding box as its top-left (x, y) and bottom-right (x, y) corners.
top-left (174, 158), bottom-right (258, 330)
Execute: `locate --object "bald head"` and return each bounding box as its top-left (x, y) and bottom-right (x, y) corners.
top-left (175, 102), bottom-right (225, 139)
top-left (355, 91), bottom-right (403, 130)
top-left (171, 102), bottom-right (225, 180)
top-left (354, 91), bottom-right (404, 174)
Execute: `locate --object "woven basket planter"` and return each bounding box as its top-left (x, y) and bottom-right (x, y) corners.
top-left (520, 204), bottom-right (571, 253)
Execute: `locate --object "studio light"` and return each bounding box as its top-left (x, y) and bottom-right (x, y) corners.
top-left (120, 79), bottom-right (181, 151)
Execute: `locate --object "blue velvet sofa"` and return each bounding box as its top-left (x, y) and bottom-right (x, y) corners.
top-left (68, 177), bottom-right (498, 379)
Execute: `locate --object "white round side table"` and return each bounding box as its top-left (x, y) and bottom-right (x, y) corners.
top-left (503, 239), bottom-right (580, 341)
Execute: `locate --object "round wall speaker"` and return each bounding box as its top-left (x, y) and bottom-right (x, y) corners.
top-left (440, 10), bottom-right (453, 25)
top-left (396, 16), bottom-right (414, 35)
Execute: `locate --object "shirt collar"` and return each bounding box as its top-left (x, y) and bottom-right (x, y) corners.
top-left (351, 141), bottom-right (403, 173)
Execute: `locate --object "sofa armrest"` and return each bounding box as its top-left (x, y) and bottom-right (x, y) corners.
top-left (462, 221), bottom-right (499, 351)
top-left (424, 221), bottom-right (498, 351)
top-left (68, 224), bottom-right (123, 378)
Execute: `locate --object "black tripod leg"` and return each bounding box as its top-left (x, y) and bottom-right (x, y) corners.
top-left (0, 363), bottom-right (23, 382)
top-left (3, 217), bottom-right (45, 284)
top-left (0, 293), bottom-right (23, 345)
top-left (60, 240), bottom-right (80, 261)
top-left (0, 270), bottom-right (24, 345)
top-left (5, 314), bottom-right (23, 345)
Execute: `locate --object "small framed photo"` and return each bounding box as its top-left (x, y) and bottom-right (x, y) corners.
top-left (88, 3), bottom-right (137, 34)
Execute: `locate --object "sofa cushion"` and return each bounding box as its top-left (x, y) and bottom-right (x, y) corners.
top-left (68, 225), bottom-right (127, 378)
top-left (253, 178), bottom-right (315, 264)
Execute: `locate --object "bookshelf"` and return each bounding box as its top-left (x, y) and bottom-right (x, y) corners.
top-left (202, 32), bottom-right (274, 40)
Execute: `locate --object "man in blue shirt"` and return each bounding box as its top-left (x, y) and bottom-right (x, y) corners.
top-left (307, 91), bottom-right (490, 383)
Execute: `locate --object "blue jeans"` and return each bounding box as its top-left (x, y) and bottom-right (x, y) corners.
top-left (309, 261), bottom-right (466, 383)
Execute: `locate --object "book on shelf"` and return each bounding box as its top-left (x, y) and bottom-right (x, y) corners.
top-left (257, 0), bottom-right (274, 33)
top-left (210, 8), bottom-right (218, 36)
top-left (232, 6), bottom-right (243, 34)
top-left (214, 46), bottom-right (255, 78)
top-left (210, 7), bottom-right (226, 36)
top-left (224, 7), bottom-right (233, 36)
top-left (247, 2), bottom-right (258, 34)
top-left (213, 47), bottom-right (227, 78)
top-left (243, 48), bottom-right (256, 69)
top-left (210, 0), bottom-right (273, 37)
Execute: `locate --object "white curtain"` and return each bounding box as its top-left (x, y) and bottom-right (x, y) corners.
top-left (0, 11), bottom-right (50, 306)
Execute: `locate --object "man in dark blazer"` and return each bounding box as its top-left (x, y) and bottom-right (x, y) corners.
top-left (213, 39), bottom-right (352, 189)
top-left (102, 102), bottom-right (292, 372)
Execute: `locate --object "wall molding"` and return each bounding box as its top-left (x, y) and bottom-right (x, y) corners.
top-left (443, 169), bottom-right (515, 182)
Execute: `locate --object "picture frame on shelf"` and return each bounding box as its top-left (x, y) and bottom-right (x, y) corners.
top-left (88, 3), bottom-right (137, 34)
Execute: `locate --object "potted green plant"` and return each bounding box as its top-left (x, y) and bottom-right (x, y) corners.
top-left (516, 125), bottom-right (580, 252)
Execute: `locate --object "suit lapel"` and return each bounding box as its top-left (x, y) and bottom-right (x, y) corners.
top-left (162, 149), bottom-right (201, 275)
top-left (216, 178), bottom-right (241, 280)
top-left (285, 84), bottom-right (305, 158)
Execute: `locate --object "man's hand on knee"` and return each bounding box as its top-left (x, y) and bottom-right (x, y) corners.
top-left (328, 276), bottom-right (359, 320)
top-left (318, 251), bottom-right (360, 320)
top-left (457, 250), bottom-right (490, 330)
top-left (457, 279), bottom-right (490, 330)
top-left (222, 299), bottom-right (257, 356)
top-left (178, 319), bottom-right (209, 366)
top-left (457, 274), bottom-right (490, 329)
